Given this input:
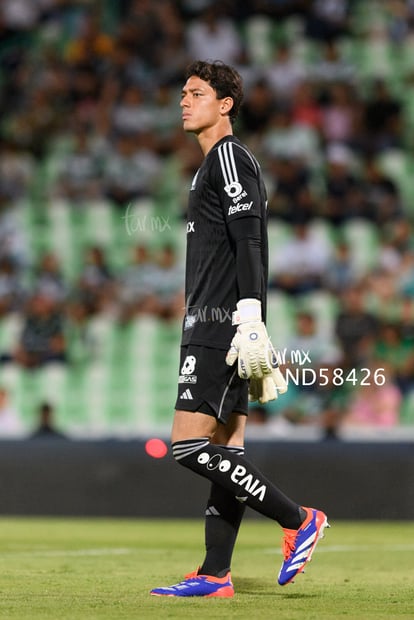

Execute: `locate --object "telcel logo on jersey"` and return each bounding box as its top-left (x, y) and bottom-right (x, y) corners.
top-left (228, 201), bottom-right (253, 215)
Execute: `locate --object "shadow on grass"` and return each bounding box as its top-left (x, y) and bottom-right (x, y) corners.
top-left (235, 578), bottom-right (318, 598)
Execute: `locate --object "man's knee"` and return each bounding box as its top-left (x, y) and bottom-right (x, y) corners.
top-left (171, 409), bottom-right (217, 444)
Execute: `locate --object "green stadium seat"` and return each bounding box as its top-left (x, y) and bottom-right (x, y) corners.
top-left (243, 15), bottom-right (274, 65)
top-left (292, 38), bottom-right (319, 67)
top-left (0, 314), bottom-right (22, 357)
top-left (349, 2), bottom-right (378, 36)
top-left (352, 35), bottom-right (393, 80)
top-left (42, 152), bottom-right (64, 188)
top-left (398, 37), bottom-right (414, 82)
top-left (47, 199), bottom-right (77, 279)
top-left (266, 291), bottom-right (295, 349)
top-left (267, 220), bottom-right (292, 256)
top-left (83, 199), bottom-right (115, 247)
top-left (82, 361), bottom-right (110, 435)
top-left (309, 218), bottom-right (336, 250)
top-left (298, 290), bottom-right (339, 340)
top-left (377, 150), bottom-right (414, 217)
top-left (16, 199), bottom-right (43, 264)
top-left (59, 366), bottom-right (91, 434)
top-left (0, 364), bottom-right (29, 432)
top-left (400, 390), bottom-right (414, 425)
top-left (342, 219), bottom-right (379, 276)
top-left (12, 368), bottom-right (44, 429)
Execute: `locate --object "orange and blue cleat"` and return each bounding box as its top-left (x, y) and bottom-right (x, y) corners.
top-left (278, 506), bottom-right (329, 586)
top-left (150, 570), bottom-right (234, 598)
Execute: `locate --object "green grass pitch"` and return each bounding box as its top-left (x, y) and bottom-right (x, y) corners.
top-left (0, 518), bottom-right (413, 619)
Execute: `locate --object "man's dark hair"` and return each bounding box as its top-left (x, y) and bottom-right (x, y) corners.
top-left (185, 60), bottom-right (243, 123)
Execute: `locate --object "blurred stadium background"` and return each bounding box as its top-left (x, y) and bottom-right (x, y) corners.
top-left (1, 0), bottom-right (414, 448)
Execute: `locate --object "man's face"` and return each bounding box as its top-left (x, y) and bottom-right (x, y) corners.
top-left (180, 75), bottom-right (224, 134)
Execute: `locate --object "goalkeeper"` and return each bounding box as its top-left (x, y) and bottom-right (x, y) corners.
top-left (151, 60), bottom-right (328, 598)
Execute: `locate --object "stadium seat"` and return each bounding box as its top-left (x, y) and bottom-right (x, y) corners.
top-left (400, 390), bottom-right (414, 425)
top-left (83, 199), bottom-right (114, 247)
top-left (244, 15), bottom-right (274, 65)
top-left (357, 38), bottom-right (393, 80)
top-left (341, 219), bottom-right (380, 276)
top-left (0, 363), bottom-right (28, 431)
top-left (299, 290), bottom-right (338, 340)
top-left (47, 199), bottom-right (77, 279)
top-left (0, 314), bottom-right (23, 358)
top-left (267, 219), bottom-right (292, 256)
top-left (309, 218), bottom-right (336, 250)
top-left (377, 150), bottom-right (414, 217)
top-left (266, 291), bottom-right (295, 349)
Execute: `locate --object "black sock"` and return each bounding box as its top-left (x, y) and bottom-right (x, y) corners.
top-left (199, 445), bottom-right (246, 577)
top-left (172, 438), bottom-right (302, 529)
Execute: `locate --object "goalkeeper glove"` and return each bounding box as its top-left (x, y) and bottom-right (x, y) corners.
top-left (225, 299), bottom-right (287, 399)
top-left (248, 374), bottom-right (287, 404)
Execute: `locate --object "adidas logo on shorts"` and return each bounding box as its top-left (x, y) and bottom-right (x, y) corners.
top-left (180, 388), bottom-right (193, 400)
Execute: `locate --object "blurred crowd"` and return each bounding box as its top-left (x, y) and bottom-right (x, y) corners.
top-left (1, 0), bottom-right (414, 434)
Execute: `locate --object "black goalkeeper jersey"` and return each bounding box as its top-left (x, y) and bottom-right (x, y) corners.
top-left (181, 135), bottom-right (268, 350)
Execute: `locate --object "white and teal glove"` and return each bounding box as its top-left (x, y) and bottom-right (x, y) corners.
top-left (225, 298), bottom-right (287, 404)
top-left (247, 376), bottom-right (287, 404)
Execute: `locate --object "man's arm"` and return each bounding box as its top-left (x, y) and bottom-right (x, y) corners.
top-left (226, 216), bottom-right (287, 402)
top-left (228, 216), bottom-right (262, 301)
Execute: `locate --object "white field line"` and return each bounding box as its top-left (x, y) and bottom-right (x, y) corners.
top-left (0, 548), bottom-right (132, 558)
top-left (2, 544), bottom-right (414, 559)
top-left (264, 544), bottom-right (414, 554)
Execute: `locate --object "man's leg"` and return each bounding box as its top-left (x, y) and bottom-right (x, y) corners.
top-left (171, 410), bottom-right (304, 528)
top-left (171, 410), bottom-right (329, 588)
top-left (151, 411), bottom-right (238, 597)
top-left (199, 413), bottom-right (247, 577)
top-left (151, 410), bottom-right (328, 596)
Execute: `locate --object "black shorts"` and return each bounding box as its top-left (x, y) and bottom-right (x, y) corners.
top-left (175, 344), bottom-right (248, 424)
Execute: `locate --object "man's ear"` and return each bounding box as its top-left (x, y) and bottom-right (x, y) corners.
top-left (220, 97), bottom-right (234, 117)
